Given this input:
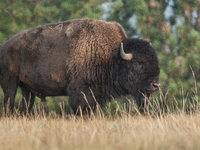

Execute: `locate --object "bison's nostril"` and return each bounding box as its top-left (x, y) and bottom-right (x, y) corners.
top-left (153, 83), bottom-right (161, 88)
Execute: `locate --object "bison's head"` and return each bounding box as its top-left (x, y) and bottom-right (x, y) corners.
top-left (117, 38), bottom-right (160, 108)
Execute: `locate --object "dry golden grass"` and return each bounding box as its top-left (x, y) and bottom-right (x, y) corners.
top-left (0, 112), bottom-right (200, 150)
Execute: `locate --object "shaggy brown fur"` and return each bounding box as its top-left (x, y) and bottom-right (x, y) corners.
top-left (0, 19), bottom-right (160, 115)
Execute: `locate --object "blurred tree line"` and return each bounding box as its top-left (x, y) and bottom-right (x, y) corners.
top-left (0, 0), bottom-right (200, 112)
top-left (0, 0), bottom-right (105, 42)
top-left (106, 0), bottom-right (200, 103)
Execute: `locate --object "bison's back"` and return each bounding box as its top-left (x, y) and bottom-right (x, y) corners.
top-left (0, 19), bottom-right (127, 97)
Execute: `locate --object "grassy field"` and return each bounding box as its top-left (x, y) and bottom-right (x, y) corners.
top-left (0, 111), bottom-right (200, 150)
top-left (0, 87), bottom-right (199, 150)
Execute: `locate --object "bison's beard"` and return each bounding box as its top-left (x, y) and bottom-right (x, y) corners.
top-left (135, 91), bottom-right (151, 108)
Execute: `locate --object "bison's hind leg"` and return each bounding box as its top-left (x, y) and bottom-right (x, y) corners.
top-left (19, 86), bottom-right (35, 115)
top-left (0, 77), bottom-right (19, 116)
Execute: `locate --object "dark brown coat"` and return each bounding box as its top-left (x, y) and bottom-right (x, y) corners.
top-left (0, 19), bottom-right (160, 114)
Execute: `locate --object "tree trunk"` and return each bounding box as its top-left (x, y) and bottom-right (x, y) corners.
top-left (196, 7), bottom-right (200, 32)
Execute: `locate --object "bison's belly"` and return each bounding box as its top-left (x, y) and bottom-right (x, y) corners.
top-left (19, 70), bottom-right (68, 97)
top-left (20, 80), bottom-right (68, 97)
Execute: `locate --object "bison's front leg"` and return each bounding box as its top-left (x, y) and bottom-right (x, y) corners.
top-left (1, 77), bottom-right (18, 116)
top-left (69, 88), bottom-right (97, 115)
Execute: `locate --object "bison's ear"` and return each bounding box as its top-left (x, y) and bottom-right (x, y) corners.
top-left (120, 43), bottom-right (133, 61)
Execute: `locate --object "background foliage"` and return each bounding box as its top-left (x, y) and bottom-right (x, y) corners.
top-left (0, 0), bottom-right (200, 114)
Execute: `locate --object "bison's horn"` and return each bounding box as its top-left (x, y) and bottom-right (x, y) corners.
top-left (120, 43), bottom-right (133, 61)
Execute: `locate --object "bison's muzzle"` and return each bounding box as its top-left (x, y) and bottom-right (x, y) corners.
top-left (136, 82), bottom-right (161, 108)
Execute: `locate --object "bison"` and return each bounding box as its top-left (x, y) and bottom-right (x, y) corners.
top-left (0, 18), bottom-right (160, 115)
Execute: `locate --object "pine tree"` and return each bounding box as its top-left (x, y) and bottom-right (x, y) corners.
top-left (0, 0), bottom-right (105, 43)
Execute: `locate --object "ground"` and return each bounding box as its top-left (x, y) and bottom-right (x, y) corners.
top-left (0, 112), bottom-right (200, 150)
